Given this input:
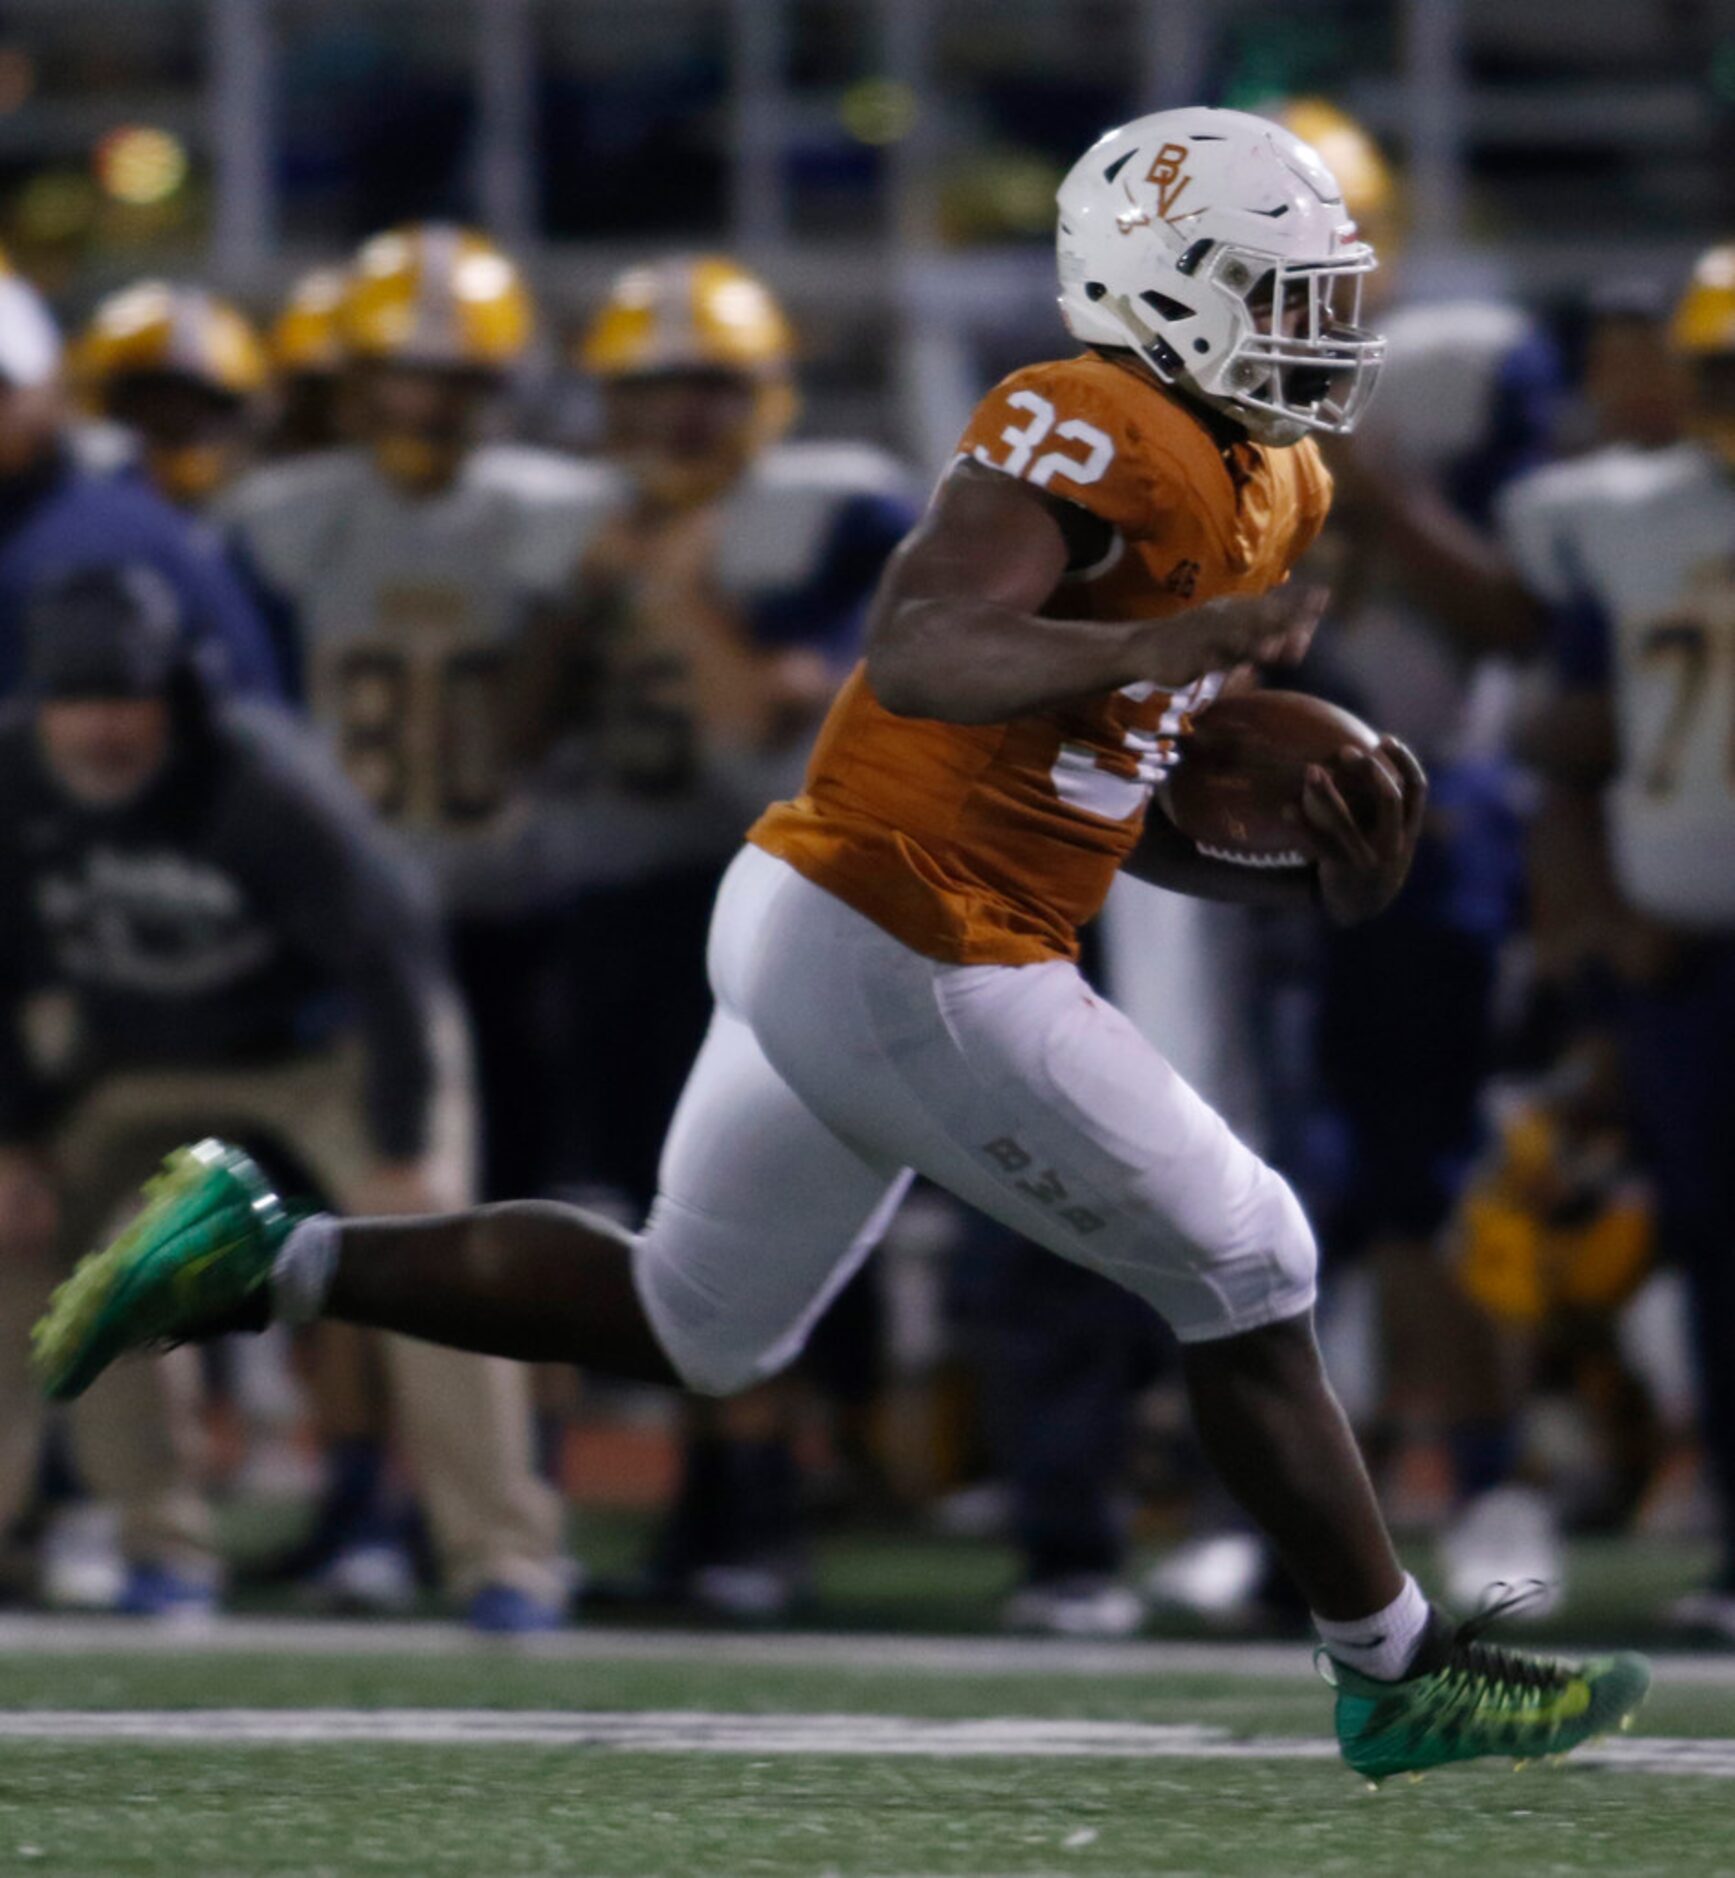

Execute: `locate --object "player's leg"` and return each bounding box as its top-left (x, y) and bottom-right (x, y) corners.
top-left (325, 999), bottom-right (910, 1395)
top-left (733, 875), bottom-right (1401, 1623)
top-left (34, 977), bottom-right (909, 1414)
top-left (1176, 1314), bottom-right (1401, 1620)
top-left (709, 851), bottom-right (1646, 1774)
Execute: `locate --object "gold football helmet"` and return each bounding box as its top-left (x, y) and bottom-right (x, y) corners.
top-left (1670, 245), bottom-right (1735, 462)
top-left (1671, 245), bottom-right (1735, 355)
top-left (75, 279), bottom-right (267, 403)
top-left (73, 280), bottom-right (267, 502)
top-left (269, 265), bottom-right (349, 378)
top-left (338, 225), bottom-right (533, 489)
top-left (340, 224), bottom-right (533, 370)
top-left (578, 256), bottom-right (797, 504)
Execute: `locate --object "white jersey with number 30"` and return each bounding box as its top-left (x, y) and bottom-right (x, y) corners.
top-left (220, 444), bottom-right (614, 909)
top-left (1499, 441), bottom-right (1735, 928)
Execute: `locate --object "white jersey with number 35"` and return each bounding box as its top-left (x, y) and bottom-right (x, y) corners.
top-left (1499, 441), bottom-right (1735, 928)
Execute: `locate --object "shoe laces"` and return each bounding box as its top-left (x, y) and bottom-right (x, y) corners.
top-left (1440, 1581), bottom-right (1574, 1704)
top-left (1313, 1580), bottom-right (1572, 1702)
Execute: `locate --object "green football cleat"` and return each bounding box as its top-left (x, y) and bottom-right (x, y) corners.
top-left (32, 1138), bottom-right (296, 1402)
top-left (1328, 1595), bottom-right (1652, 1783)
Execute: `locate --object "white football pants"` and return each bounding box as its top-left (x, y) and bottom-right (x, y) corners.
top-left (634, 844), bottom-right (1317, 1395)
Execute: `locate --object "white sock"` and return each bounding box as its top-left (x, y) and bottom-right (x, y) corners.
top-left (271, 1214), bottom-right (341, 1326)
top-left (1314, 1573), bottom-right (1432, 1681)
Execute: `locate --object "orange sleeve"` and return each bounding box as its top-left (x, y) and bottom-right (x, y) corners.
top-left (956, 359), bottom-right (1187, 541)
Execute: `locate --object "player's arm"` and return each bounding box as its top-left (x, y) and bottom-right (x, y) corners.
top-left (865, 461), bottom-right (1324, 724)
top-left (1128, 737), bottom-right (1429, 926)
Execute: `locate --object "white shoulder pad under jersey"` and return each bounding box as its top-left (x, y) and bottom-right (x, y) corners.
top-left (221, 445), bottom-right (617, 608)
top-left (1356, 300), bottom-right (1540, 473)
top-left (218, 449), bottom-right (369, 600)
top-left (709, 441), bottom-right (922, 609)
top-left (1498, 441), bottom-right (1735, 927)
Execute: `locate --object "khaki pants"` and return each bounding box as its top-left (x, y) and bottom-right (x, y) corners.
top-left (0, 1021), bottom-right (565, 1599)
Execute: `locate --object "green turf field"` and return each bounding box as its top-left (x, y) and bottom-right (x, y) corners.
top-left (0, 1613), bottom-right (1730, 1878)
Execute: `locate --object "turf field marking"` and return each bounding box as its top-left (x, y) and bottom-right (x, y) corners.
top-left (1, 1616), bottom-right (1731, 1685)
top-left (0, 1709), bottom-right (1725, 1774)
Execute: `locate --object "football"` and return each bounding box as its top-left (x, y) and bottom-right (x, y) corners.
top-left (1156, 689), bottom-right (1395, 869)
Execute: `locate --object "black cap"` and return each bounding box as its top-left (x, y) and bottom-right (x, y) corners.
top-left (24, 563), bottom-right (187, 700)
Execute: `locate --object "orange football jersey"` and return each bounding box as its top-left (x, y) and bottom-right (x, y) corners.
top-left (750, 353), bottom-right (1332, 964)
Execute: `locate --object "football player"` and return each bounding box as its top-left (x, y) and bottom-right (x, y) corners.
top-left (0, 276), bottom-right (281, 701)
top-left (220, 224), bottom-right (615, 1185)
top-left (71, 281), bottom-right (269, 508)
top-left (38, 108), bottom-right (1648, 1776)
top-left (264, 266), bottom-right (351, 459)
top-left (214, 223), bottom-right (590, 1628)
top-left (515, 256), bottom-right (918, 1616)
top-left (1497, 245), bottom-right (1735, 1638)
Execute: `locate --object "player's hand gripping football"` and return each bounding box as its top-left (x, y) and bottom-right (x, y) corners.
top-left (1134, 581), bottom-right (1328, 690)
top-left (1301, 736), bottom-right (1428, 925)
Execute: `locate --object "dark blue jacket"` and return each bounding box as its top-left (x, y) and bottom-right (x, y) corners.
top-left (0, 448), bottom-right (282, 698)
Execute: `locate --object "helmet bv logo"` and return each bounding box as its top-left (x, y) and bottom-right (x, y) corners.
top-left (1144, 143), bottom-right (1193, 222)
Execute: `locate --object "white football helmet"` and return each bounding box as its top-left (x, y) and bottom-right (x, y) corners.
top-left (1056, 106), bottom-right (1384, 444)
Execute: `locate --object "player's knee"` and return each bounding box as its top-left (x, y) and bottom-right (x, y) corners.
top-left (661, 1342), bottom-right (771, 1400)
top-left (1264, 1172), bottom-right (1319, 1301)
top-left (631, 1233), bottom-right (789, 1399)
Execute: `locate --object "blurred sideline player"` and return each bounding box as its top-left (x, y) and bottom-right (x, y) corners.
top-left (40, 107), bottom-right (1649, 1779)
top-left (514, 257), bottom-right (918, 1616)
top-left (1274, 98), bottom-right (1554, 1586)
top-left (264, 267), bottom-right (352, 460)
top-left (1497, 244), bottom-right (1735, 1638)
top-left (1575, 285), bottom-right (1689, 455)
top-left (224, 224), bottom-right (613, 1197)
top-left (0, 565), bottom-right (475, 1615)
top-left (1445, 1037), bottom-right (1659, 1557)
top-left (0, 276), bottom-right (281, 701)
top-left (70, 281), bottom-right (269, 510)
top-left (217, 224), bottom-right (575, 1629)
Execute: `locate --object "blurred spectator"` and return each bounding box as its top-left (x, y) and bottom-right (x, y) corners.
top-left (1439, 1035), bottom-right (1659, 1608)
top-left (1301, 114), bottom-right (1554, 1497)
top-left (70, 282), bottom-right (269, 509)
top-left (515, 255), bottom-right (918, 1618)
top-left (0, 563), bottom-right (556, 1621)
top-left (952, 1196), bottom-right (1164, 1639)
top-left (0, 275), bottom-right (281, 700)
top-left (1147, 101), bottom-right (1554, 1624)
top-left (1577, 285), bottom-right (1691, 454)
top-left (1497, 244), bottom-right (1735, 1636)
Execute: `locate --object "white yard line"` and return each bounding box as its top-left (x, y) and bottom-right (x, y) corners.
top-left (0, 1615), bottom-right (1729, 1685)
top-left (0, 1708), bottom-right (1721, 1775)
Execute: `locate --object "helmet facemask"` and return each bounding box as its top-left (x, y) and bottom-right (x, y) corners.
top-left (1099, 237), bottom-right (1384, 445)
